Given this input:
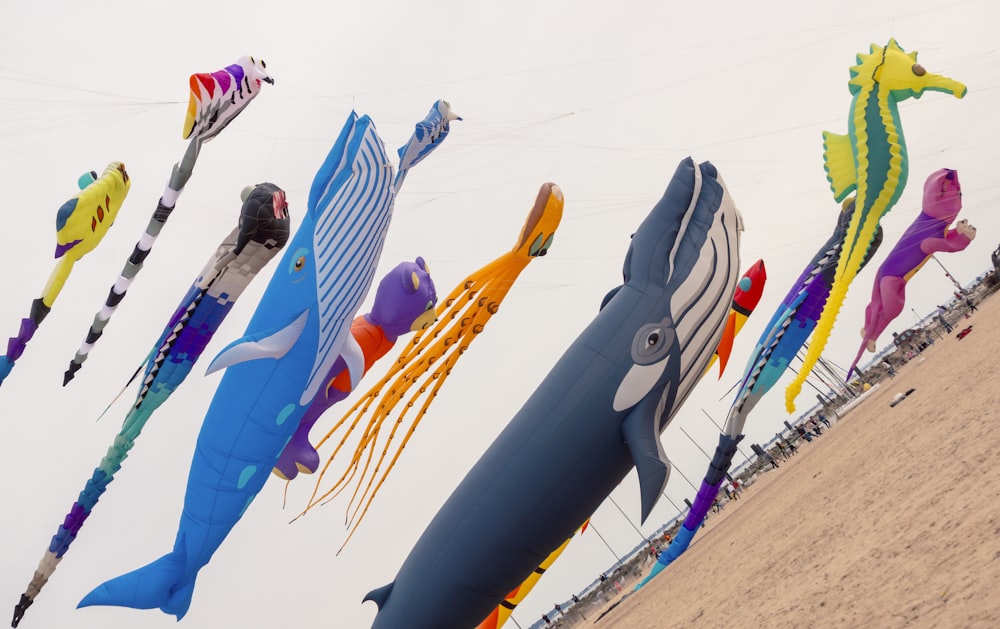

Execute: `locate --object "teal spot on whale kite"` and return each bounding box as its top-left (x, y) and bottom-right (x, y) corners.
top-left (276, 403), bottom-right (296, 426)
top-left (237, 466), bottom-right (257, 489)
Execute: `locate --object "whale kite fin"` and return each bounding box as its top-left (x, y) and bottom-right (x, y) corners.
top-left (364, 582), bottom-right (395, 609)
top-left (621, 395), bottom-right (671, 523)
top-left (600, 285), bottom-right (623, 311)
top-left (205, 310), bottom-right (309, 374)
top-left (821, 131), bottom-right (857, 202)
top-left (161, 580), bottom-right (196, 620)
top-left (77, 544), bottom-right (195, 620)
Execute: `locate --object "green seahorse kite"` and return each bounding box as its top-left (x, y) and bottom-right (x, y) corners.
top-left (786, 38), bottom-right (966, 412)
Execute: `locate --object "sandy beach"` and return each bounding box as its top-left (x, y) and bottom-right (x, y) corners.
top-left (571, 290), bottom-right (1000, 628)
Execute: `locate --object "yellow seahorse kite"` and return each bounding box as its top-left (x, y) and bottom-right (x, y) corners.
top-left (785, 39), bottom-right (966, 412)
top-left (299, 182), bottom-right (564, 549)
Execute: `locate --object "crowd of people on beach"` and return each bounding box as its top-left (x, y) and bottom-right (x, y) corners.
top-left (795, 415), bottom-right (826, 443)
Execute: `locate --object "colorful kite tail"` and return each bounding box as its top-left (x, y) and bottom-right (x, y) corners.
top-left (635, 433), bottom-right (741, 591)
top-left (63, 199), bottom-right (175, 385)
top-left (0, 299), bottom-right (50, 387)
top-left (12, 411), bottom-right (148, 625)
top-left (785, 277), bottom-right (849, 413)
top-left (65, 119), bottom-right (210, 385)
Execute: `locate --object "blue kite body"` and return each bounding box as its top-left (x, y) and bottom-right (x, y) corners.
top-left (366, 157), bottom-right (743, 629)
top-left (78, 103), bottom-right (457, 620)
top-left (11, 184), bottom-right (289, 628)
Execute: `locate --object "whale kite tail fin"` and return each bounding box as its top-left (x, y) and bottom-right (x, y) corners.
top-left (364, 582), bottom-right (394, 610)
top-left (77, 546), bottom-right (196, 620)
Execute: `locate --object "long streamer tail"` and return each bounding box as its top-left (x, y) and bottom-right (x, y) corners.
top-left (0, 299), bottom-right (50, 388)
top-left (635, 434), bottom-right (742, 591)
top-left (12, 403), bottom-right (154, 626)
top-left (785, 277), bottom-right (850, 412)
top-left (64, 140), bottom-right (202, 385)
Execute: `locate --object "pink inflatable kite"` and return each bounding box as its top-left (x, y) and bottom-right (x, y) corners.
top-left (850, 168), bottom-right (975, 375)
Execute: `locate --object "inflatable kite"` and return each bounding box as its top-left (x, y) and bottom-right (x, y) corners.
top-left (363, 156), bottom-right (743, 629)
top-left (705, 259), bottom-right (766, 377)
top-left (294, 182), bottom-right (564, 549)
top-left (476, 522), bottom-right (588, 629)
top-left (847, 168), bottom-right (974, 375)
top-left (635, 196), bottom-right (885, 589)
top-left (785, 39), bottom-right (966, 412)
top-left (77, 101), bottom-right (457, 620)
top-left (483, 259), bottom-right (765, 627)
top-left (271, 257), bottom-right (439, 482)
top-left (9, 184), bottom-right (289, 627)
top-left (0, 162), bottom-right (130, 388)
top-left (273, 100), bottom-right (462, 489)
top-left (63, 56), bottom-right (274, 384)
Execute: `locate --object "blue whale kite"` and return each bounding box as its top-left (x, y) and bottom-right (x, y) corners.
top-left (77, 101), bottom-right (458, 620)
top-left (365, 156), bottom-right (743, 629)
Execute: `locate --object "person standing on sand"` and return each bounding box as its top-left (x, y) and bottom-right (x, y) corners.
top-left (882, 359), bottom-right (896, 377)
top-left (807, 417), bottom-right (823, 436)
top-left (797, 424), bottom-right (814, 443)
top-left (937, 312), bottom-right (953, 333)
top-left (764, 451), bottom-right (780, 469)
top-left (776, 433), bottom-right (797, 455)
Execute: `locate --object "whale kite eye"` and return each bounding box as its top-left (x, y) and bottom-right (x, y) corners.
top-left (912, 63), bottom-right (926, 77)
top-left (630, 320), bottom-right (674, 365)
top-left (288, 247), bottom-right (310, 275)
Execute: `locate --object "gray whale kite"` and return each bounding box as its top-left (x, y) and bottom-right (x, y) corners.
top-left (366, 156), bottom-right (744, 628)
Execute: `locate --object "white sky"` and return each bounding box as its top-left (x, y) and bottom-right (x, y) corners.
top-left (1, 1), bottom-right (997, 628)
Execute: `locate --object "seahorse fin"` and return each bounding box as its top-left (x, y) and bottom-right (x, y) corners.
top-left (822, 131), bottom-right (857, 202)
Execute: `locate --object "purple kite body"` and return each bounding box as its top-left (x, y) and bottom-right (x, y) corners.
top-left (849, 168), bottom-right (974, 374)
